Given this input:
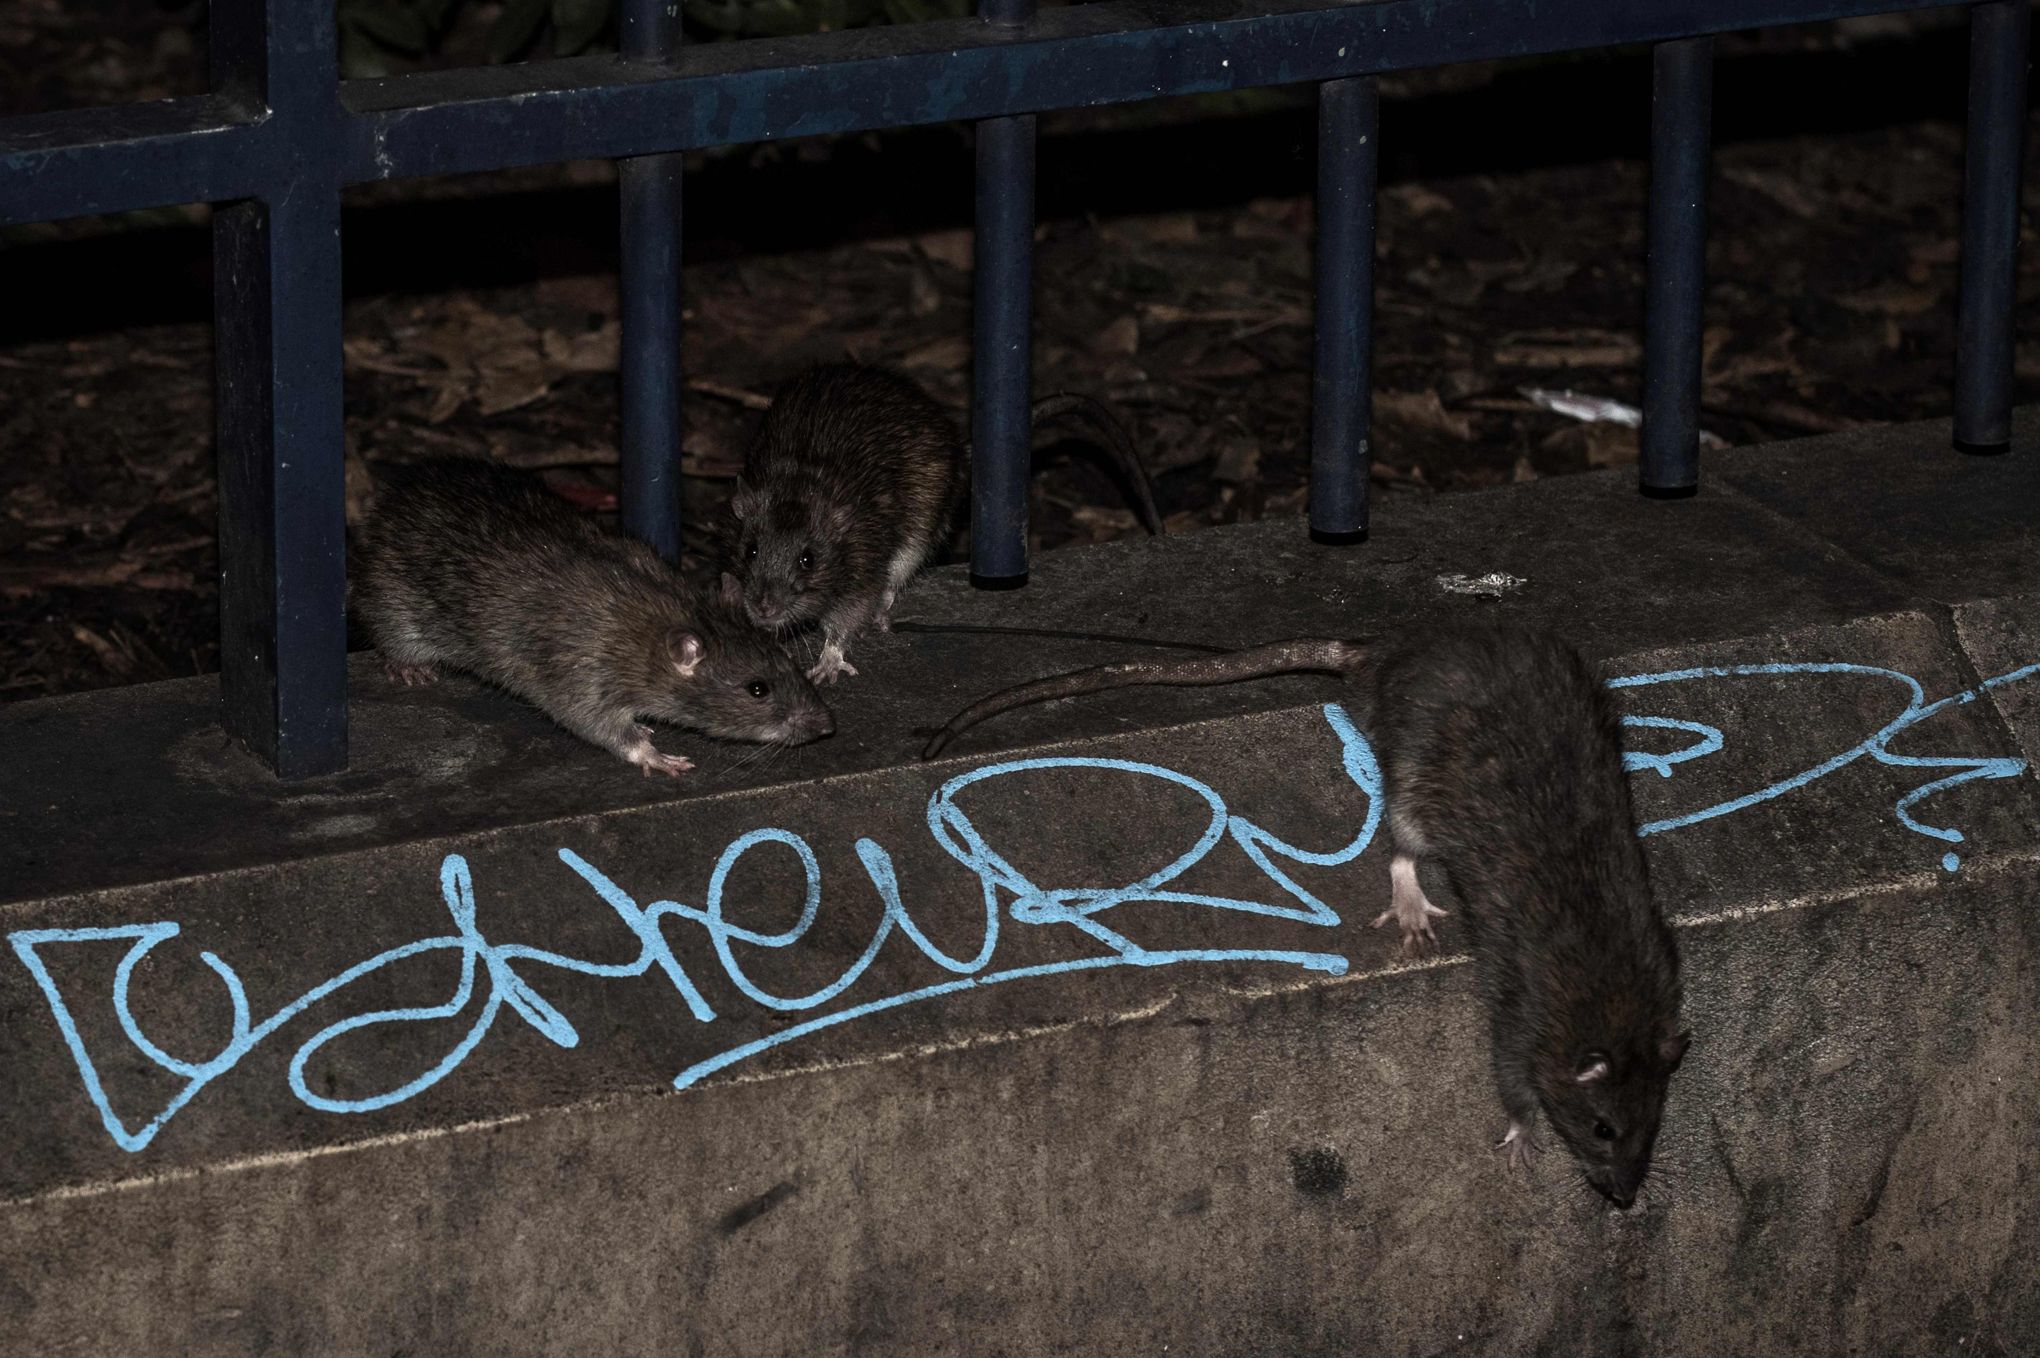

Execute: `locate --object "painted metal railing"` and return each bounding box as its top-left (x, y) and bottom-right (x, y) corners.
top-left (0, 0), bottom-right (2027, 775)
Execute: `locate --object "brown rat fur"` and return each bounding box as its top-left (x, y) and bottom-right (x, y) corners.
top-left (353, 457), bottom-right (834, 776)
top-left (724, 363), bottom-right (1162, 684)
top-left (922, 625), bottom-right (1688, 1207)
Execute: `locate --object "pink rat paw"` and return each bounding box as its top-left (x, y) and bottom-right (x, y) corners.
top-left (807, 645), bottom-right (858, 685)
top-left (1371, 853), bottom-right (1448, 957)
top-left (625, 731), bottom-right (693, 778)
top-left (384, 663), bottom-right (439, 687)
top-left (1496, 1122), bottom-right (1541, 1171)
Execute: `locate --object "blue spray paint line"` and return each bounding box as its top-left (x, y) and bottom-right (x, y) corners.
top-left (12, 662), bottom-right (2036, 1152)
top-left (1610, 660), bottom-right (2038, 866)
top-left (671, 704), bottom-right (1381, 1092)
top-left (669, 946), bottom-right (1348, 1092)
top-left (1620, 716), bottom-right (1724, 778)
top-left (9, 706), bottom-right (1380, 1152)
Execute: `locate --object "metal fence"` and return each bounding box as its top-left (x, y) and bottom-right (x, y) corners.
top-left (0, 0), bottom-right (2029, 776)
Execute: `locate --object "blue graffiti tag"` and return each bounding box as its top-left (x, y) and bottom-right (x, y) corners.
top-left (8, 659), bottom-right (2035, 1152)
top-left (1614, 660), bottom-right (2040, 871)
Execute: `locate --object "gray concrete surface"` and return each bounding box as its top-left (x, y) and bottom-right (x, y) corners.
top-left (1, 411), bottom-right (2035, 1355)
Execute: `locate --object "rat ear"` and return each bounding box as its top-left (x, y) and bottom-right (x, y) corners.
top-left (730, 481), bottom-right (759, 521)
top-left (670, 632), bottom-right (704, 678)
top-left (1660, 1029), bottom-right (1691, 1070)
top-left (719, 571), bottom-right (744, 607)
top-left (1574, 1052), bottom-right (1612, 1084)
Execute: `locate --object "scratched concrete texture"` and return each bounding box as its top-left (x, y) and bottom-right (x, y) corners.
top-left (1, 411), bottom-right (2036, 1355)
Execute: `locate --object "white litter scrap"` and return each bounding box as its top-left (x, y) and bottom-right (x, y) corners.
top-left (1520, 386), bottom-right (1727, 449)
top-left (1435, 571), bottom-right (1527, 599)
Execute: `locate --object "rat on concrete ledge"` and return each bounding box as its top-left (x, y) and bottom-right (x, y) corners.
top-left (722, 363), bottom-right (1163, 685)
top-left (922, 624), bottom-right (1690, 1207)
top-left (353, 457), bottom-right (835, 777)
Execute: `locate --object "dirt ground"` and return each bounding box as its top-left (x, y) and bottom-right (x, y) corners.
top-left (2, 9), bottom-right (2036, 700)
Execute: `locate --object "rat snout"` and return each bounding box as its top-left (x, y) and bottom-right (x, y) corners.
top-left (771, 701), bottom-right (835, 745)
top-left (1591, 1165), bottom-right (1646, 1211)
top-left (746, 597), bottom-right (788, 628)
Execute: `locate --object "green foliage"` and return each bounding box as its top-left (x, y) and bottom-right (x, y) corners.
top-left (337, 0), bottom-right (979, 78)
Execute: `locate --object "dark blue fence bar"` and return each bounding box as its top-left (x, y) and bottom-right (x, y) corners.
top-left (1310, 76), bottom-right (1379, 546)
top-left (4, 1), bottom-right (1988, 227)
top-left (1641, 36), bottom-right (1715, 499)
top-left (210, 0), bottom-right (350, 778)
top-left (1954, 0), bottom-right (2031, 455)
top-left (0, 0), bottom-right (2017, 776)
top-left (617, 0), bottom-right (686, 561)
top-left (969, 0), bottom-right (1038, 590)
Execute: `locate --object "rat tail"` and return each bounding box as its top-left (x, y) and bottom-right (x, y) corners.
top-left (920, 637), bottom-right (1364, 760)
top-left (1030, 392), bottom-right (1166, 536)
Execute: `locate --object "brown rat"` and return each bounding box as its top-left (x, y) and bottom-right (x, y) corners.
top-left (723, 363), bottom-right (1162, 685)
top-left (353, 457), bottom-right (834, 776)
top-left (922, 625), bottom-right (1688, 1208)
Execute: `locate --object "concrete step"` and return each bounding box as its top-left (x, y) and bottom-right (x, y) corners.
top-left (2, 411), bottom-right (2036, 1354)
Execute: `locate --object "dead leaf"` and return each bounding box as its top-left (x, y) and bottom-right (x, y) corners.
top-left (1834, 284), bottom-right (1938, 317)
top-left (536, 274), bottom-right (619, 316)
top-left (686, 377), bottom-right (773, 410)
top-left (494, 445), bottom-right (621, 470)
top-left (540, 322), bottom-right (620, 373)
top-left (1139, 303), bottom-right (1308, 330)
top-left (1069, 504), bottom-right (1139, 539)
top-left (0, 561), bottom-right (192, 596)
top-left (542, 476), bottom-right (617, 512)
top-left (1492, 328), bottom-right (1642, 368)
top-left (1909, 237), bottom-right (1961, 268)
top-left (1376, 389), bottom-right (1475, 441)
top-left (1539, 421), bottom-right (1640, 469)
top-left (1184, 351), bottom-right (1265, 380)
top-left (1212, 439), bottom-right (1261, 483)
top-left (1387, 184), bottom-right (1454, 216)
top-left (900, 335), bottom-right (970, 371)
top-left (1094, 315), bottom-right (1140, 356)
top-left (1722, 165), bottom-right (1822, 219)
top-left (72, 624), bottom-right (129, 670)
top-left (916, 229), bottom-right (973, 271)
top-left (1131, 213), bottom-right (1199, 244)
top-left (1500, 255), bottom-right (1580, 294)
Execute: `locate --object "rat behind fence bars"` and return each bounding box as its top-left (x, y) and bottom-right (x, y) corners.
top-left (353, 457), bottom-right (835, 777)
top-left (923, 625), bottom-right (1689, 1208)
top-left (723, 363), bottom-right (1164, 684)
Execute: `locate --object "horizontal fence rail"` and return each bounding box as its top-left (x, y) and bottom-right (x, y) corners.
top-left (0, 0), bottom-right (2027, 776)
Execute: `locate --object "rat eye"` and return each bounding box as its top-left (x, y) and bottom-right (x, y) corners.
top-left (745, 542), bottom-right (758, 562)
top-left (1593, 1121), bottom-right (1617, 1142)
top-left (747, 680), bottom-right (770, 699)
top-left (797, 550), bottom-right (814, 572)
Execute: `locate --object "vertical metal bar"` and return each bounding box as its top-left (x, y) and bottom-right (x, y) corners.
top-left (212, 0), bottom-right (348, 777)
top-left (1641, 36), bottom-right (1714, 500)
top-left (1310, 76), bottom-right (1378, 546)
top-left (1954, 0), bottom-right (2030, 455)
top-left (970, 0), bottom-right (1038, 591)
top-left (618, 0), bottom-right (685, 560)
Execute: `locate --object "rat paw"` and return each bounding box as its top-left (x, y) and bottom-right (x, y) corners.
top-left (384, 663), bottom-right (440, 687)
top-left (1496, 1122), bottom-right (1541, 1171)
top-left (807, 648), bottom-right (859, 685)
top-left (627, 741), bottom-right (694, 778)
top-left (1374, 854), bottom-right (1447, 956)
top-left (1370, 904), bottom-right (1445, 957)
